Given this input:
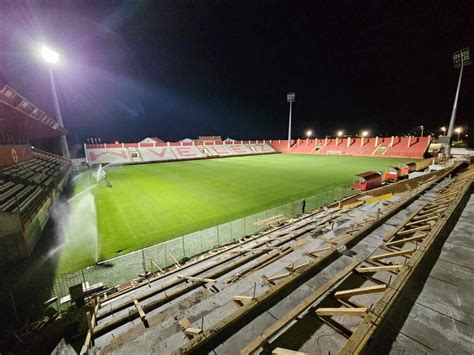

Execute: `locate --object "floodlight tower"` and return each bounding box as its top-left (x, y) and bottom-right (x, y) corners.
top-left (445, 48), bottom-right (471, 156)
top-left (41, 45), bottom-right (70, 159)
top-left (287, 92), bottom-right (295, 149)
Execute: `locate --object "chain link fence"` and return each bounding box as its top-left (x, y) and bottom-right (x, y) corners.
top-left (3, 185), bottom-right (355, 319)
top-left (47, 185), bottom-right (354, 306)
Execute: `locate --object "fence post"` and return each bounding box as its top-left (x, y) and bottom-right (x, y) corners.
top-left (141, 248), bottom-right (146, 272)
top-left (182, 236), bottom-right (185, 257)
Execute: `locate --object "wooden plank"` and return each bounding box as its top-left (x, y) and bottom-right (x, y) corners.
top-left (405, 215), bottom-right (440, 226)
top-left (315, 307), bottom-right (368, 317)
top-left (132, 298), bottom-right (146, 320)
top-left (80, 331), bottom-right (92, 355)
top-left (412, 211), bottom-right (440, 220)
top-left (151, 261), bottom-right (164, 273)
top-left (285, 261), bottom-right (311, 272)
top-left (385, 234), bottom-right (427, 246)
top-left (177, 275), bottom-right (216, 283)
top-left (261, 275), bottom-right (275, 287)
top-left (178, 318), bottom-right (192, 331)
top-left (334, 284), bottom-right (387, 298)
top-left (272, 347), bottom-right (309, 355)
top-left (184, 327), bottom-right (202, 336)
top-left (168, 251), bottom-right (181, 268)
top-left (233, 295), bottom-right (255, 302)
top-left (268, 272), bottom-right (292, 282)
top-left (369, 249), bottom-right (414, 262)
top-left (355, 265), bottom-right (402, 273)
top-left (397, 224), bottom-right (431, 236)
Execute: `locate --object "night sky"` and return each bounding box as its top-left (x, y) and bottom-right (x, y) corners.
top-left (0, 1), bottom-right (473, 145)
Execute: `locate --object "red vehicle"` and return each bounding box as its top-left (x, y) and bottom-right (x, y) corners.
top-left (352, 171), bottom-right (383, 191)
top-left (400, 162), bottom-right (417, 176)
top-left (384, 166), bottom-right (401, 182)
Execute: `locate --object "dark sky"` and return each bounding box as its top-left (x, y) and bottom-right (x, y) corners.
top-left (0, 1), bottom-right (473, 144)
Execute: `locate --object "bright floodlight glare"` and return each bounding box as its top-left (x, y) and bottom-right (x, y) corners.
top-left (41, 45), bottom-right (60, 64)
top-left (440, 126), bottom-right (446, 132)
top-left (454, 127), bottom-right (462, 133)
top-left (337, 130), bottom-right (343, 137)
top-left (306, 130), bottom-right (312, 137)
top-left (361, 130), bottom-right (369, 137)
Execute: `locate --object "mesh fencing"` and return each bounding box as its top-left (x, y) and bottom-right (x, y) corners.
top-left (9, 185), bottom-right (356, 314)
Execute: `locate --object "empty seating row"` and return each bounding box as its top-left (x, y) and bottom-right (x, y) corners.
top-left (0, 149), bottom-right (71, 219)
top-left (269, 137), bottom-right (430, 159)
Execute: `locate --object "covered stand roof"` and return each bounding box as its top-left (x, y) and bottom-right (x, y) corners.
top-left (0, 85), bottom-right (67, 139)
top-left (355, 171), bottom-right (381, 180)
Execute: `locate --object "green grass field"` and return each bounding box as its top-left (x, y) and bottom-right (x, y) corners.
top-left (57, 154), bottom-right (415, 273)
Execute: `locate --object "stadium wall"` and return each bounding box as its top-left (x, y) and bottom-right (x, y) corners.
top-left (84, 141), bottom-right (277, 165)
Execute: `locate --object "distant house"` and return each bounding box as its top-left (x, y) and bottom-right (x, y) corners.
top-left (140, 137), bottom-right (164, 144)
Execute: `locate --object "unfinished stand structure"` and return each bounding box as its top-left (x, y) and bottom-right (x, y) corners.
top-left (76, 162), bottom-right (472, 355)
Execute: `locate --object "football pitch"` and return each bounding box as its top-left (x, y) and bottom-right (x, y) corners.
top-left (57, 154), bottom-right (416, 272)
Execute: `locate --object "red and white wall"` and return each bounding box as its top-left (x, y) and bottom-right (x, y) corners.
top-left (85, 141), bottom-right (276, 165)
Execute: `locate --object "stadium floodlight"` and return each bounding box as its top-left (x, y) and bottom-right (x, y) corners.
top-left (445, 48), bottom-right (471, 155)
top-left (287, 92), bottom-right (295, 149)
top-left (440, 126), bottom-right (447, 133)
top-left (306, 130), bottom-right (312, 138)
top-left (40, 43), bottom-right (70, 158)
top-left (337, 130), bottom-right (344, 137)
top-left (361, 130), bottom-right (369, 137)
top-left (455, 127), bottom-right (462, 141)
top-left (41, 45), bottom-right (60, 64)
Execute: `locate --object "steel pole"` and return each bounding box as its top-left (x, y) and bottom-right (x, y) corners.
top-left (287, 101), bottom-right (292, 149)
top-left (446, 64), bottom-right (464, 155)
top-left (420, 126), bottom-right (424, 137)
top-left (49, 67), bottom-right (70, 159)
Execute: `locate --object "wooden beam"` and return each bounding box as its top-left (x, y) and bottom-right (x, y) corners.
top-left (385, 234), bottom-right (427, 246)
top-left (132, 298), bottom-right (146, 321)
top-left (268, 272), bottom-right (292, 282)
top-left (151, 261), bottom-right (164, 273)
top-left (233, 295), bottom-right (255, 307)
top-left (80, 331), bottom-right (92, 355)
top-left (272, 347), bottom-right (309, 355)
top-left (315, 307), bottom-right (368, 317)
top-left (178, 318), bottom-right (192, 331)
top-left (334, 284), bottom-right (387, 298)
top-left (412, 211), bottom-right (440, 220)
top-left (355, 265), bottom-right (403, 273)
top-left (184, 328), bottom-right (203, 336)
top-left (177, 275), bottom-right (216, 283)
top-left (168, 251), bottom-right (181, 268)
top-left (405, 215), bottom-right (439, 226)
top-left (369, 249), bottom-right (414, 262)
top-left (397, 224), bottom-right (431, 236)
top-left (261, 275), bottom-right (275, 287)
top-left (285, 261), bottom-right (311, 273)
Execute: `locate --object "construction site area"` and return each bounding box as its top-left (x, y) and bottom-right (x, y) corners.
top-left (63, 159), bottom-right (473, 355)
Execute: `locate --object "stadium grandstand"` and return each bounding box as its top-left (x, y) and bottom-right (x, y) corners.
top-left (0, 85), bottom-right (71, 264)
top-left (83, 135), bottom-right (430, 165)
